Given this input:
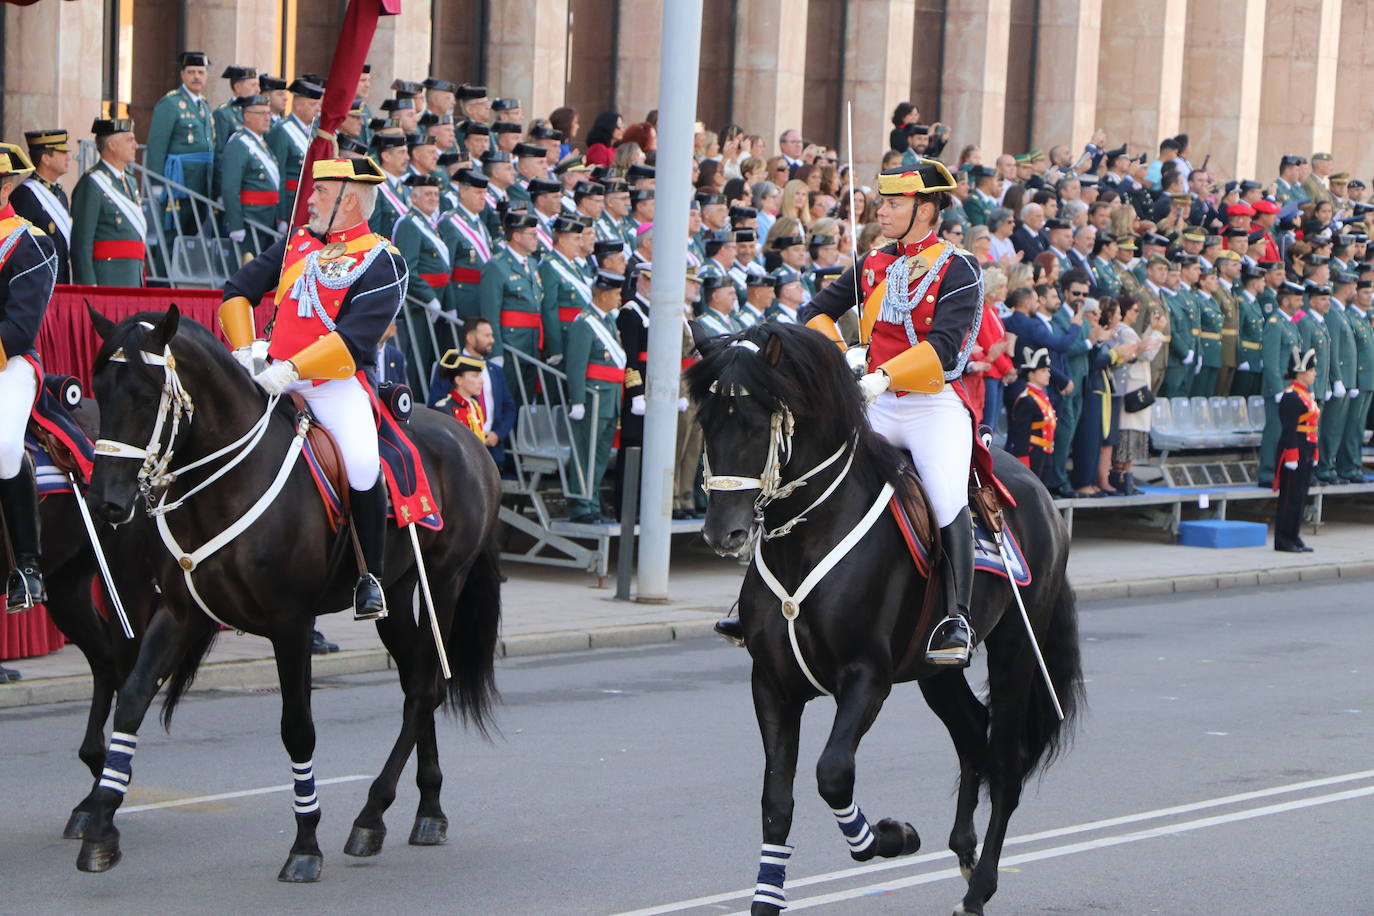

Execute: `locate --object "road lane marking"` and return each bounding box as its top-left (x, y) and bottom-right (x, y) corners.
top-left (613, 768), bottom-right (1374, 916)
top-left (739, 783), bottom-right (1374, 912)
top-left (121, 775), bottom-right (371, 814)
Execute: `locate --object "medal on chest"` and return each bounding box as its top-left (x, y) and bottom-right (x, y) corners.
top-left (906, 254), bottom-right (930, 281)
top-left (320, 241), bottom-right (348, 260)
top-left (319, 252), bottom-right (358, 280)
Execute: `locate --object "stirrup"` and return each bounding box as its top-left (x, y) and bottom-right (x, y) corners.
top-left (713, 616), bottom-right (745, 647)
top-left (5, 567), bottom-right (44, 613)
top-left (353, 573), bottom-right (388, 622)
top-left (924, 614), bottom-right (974, 667)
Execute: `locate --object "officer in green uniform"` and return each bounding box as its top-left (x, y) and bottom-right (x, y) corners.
top-left (539, 214), bottom-right (593, 361)
top-left (1258, 281), bottom-right (1306, 481)
top-left (368, 133), bottom-right (411, 239)
top-left (1233, 262), bottom-right (1268, 396)
top-left (213, 66), bottom-right (259, 155)
top-left (393, 173), bottom-right (454, 313)
top-left (1339, 279), bottom-right (1374, 481)
top-left (146, 51), bottom-right (215, 233)
top-left (1045, 219), bottom-right (1074, 275)
top-left (1295, 283), bottom-right (1334, 481)
top-left (1213, 250), bottom-right (1243, 394)
top-left (565, 270), bottom-right (627, 524)
top-left (353, 65), bottom-right (374, 141)
top-left (266, 78), bottom-right (324, 226)
top-left (70, 117), bottom-right (146, 287)
top-left (1161, 260), bottom-right (1196, 397)
top-left (506, 143), bottom-right (547, 213)
top-left (963, 165), bottom-right (999, 227)
top-left (1316, 274), bottom-right (1357, 482)
top-left (440, 168), bottom-right (495, 315)
top-left (1091, 233), bottom-right (1123, 298)
top-left (1191, 267), bottom-right (1224, 396)
top-left (694, 229), bottom-right (734, 313)
top-left (219, 95), bottom-right (279, 257)
top-left (1114, 236), bottom-right (1142, 297)
top-left (479, 211), bottom-right (544, 405)
top-left (764, 267), bottom-right (806, 324)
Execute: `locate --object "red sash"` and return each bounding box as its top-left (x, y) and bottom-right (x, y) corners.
top-left (241, 190), bottom-right (279, 206)
top-left (451, 266), bottom-right (482, 284)
top-left (586, 364), bottom-right (625, 383)
top-left (422, 273), bottom-right (450, 288)
top-left (92, 240), bottom-right (146, 261)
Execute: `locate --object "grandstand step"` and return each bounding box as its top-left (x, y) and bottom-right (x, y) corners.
top-left (1176, 520), bottom-right (1268, 549)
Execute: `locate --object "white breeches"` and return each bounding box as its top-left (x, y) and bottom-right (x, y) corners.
top-left (867, 387), bottom-right (971, 527)
top-left (288, 376), bottom-right (380, 490)
top-left (0, 357), bottom-right (37, 479)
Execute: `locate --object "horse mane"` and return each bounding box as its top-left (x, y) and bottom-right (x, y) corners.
top-left (686, 321), bottom-right (907, 492)
top-left (93, 309), bottom-right (239, 379)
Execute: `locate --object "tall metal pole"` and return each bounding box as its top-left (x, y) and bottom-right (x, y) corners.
top-left (636, 0), bottom-right (703, 602)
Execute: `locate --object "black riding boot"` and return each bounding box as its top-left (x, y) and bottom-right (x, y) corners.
top-left (0, 461), bottom-right (45, 611)
top-left (714, 615), bottom-right (745, 646)
top-left (926, 506), bottom-right (975, 667)
top-left (350, 482), bottom-right (388, 621)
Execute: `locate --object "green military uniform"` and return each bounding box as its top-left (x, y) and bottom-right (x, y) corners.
top-left (70, 159), bottom-right (146, 287)
top-left (506, 178), bottom-right (533, 214)
top-left (393, 207), bottom-right (454, 310)
top-left (963, 188), bottom-right (996, 228)
top-left (439, 204), bottom-right (493, 315)
top-left (212, 102), bottom-right (244, 156)
top-left (369, 174), bottom-right (410, 240)
top-left (1234, 290), bottom-right (1266, 396)
top-left (145, 85), bottom-right (215, 202)
top-left (1213, 281), bottom-right (1239, 395)
top-left (478, 246), bottom-right (543, 404)
top-left (1192, 290), bottom-right (1224, 396)
top-left (1091, 256), bottom-right (1123, 298)
top-left (1316, 303), bottom-right (1355, 482)
top-left (219, 127), bottom-right (280, 255)
top-left (695, 257), bottom-right (729, 315)
top-left (764, 300), bottom-right (802, 324)
top-left (564, 304), bottom-right (624, 520)
top-left (538, 248), bottom-right (592, 360)
top-left (265, 113), bottom-right (312, 225)
top-left (1161, 287), bottom-right (1196, 397)
top-left (1339, 302), bottom-right (1374, 480)
top-left (1257, 283), bottom-right (1279, 318)
top-left (1293, 307), bottom-right (1333, 485)
top-left (1274, 177), bottom-right (1305, 208)
top-left (1049, 245), bottom-right (1073, 276)
top-left (1117, 258), bottom-right (1142, 297)
top-left (1259, 307), bottom-right (1304, 481)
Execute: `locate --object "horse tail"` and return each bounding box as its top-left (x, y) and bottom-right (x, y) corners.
top-left (443, 542), bottom-right (502, 738)
top-left (1020, 576), bottom-right (1085, 780)
top-left (159, 618), bottom-right (221, 730)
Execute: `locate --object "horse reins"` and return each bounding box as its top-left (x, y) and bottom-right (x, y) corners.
top-left (93, 329), bottom-right (311, 625)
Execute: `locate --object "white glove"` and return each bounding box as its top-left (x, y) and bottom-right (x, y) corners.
top-left (1284, 460), bottom-right (1299, 470)
top-left (1333, 380), bottom-right (1346, 398)
top-left (1350, 388), bottom-right (1361, 398)
top-left (253, 360), bottom-right (299, 396)
top-left (568, 403), bottom-right (586, 421)
top-left (631, 395), bottom-right (646, 416)
top-left (676, 397), bottom-right (689, 413)
top-left (1324, 391), bottom-right (1333, 401)
top-left (232, 346), bottom-right (256, 371)
top-left (1183, 350), bottom-right (1195, 366)
top-left (1237, 361), bottom-right (1250, 372)
top-left (228, 229), bottom-right (246, 243)
top-left (1193, 359), bottom-right (1203, 375)
top-left (858, 371), bottom-right (890, 404)
top-left (547, 354), bottom-right (563, 366)
top-left (489, 355), bottom-right (504, 367)
top-left (1275, 392), bottom-right (1284, 403)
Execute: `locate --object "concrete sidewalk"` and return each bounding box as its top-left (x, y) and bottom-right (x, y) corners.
top-left (3, 516), bottom-right (1372, 708)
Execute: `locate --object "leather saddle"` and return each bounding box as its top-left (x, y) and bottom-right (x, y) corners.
top-left (290, 393), bottom-right (350, 516)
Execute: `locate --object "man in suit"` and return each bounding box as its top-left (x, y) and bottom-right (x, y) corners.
top-left (778, 129), bottom-right (805, 178)
top-left (11, 130), bottom-right (72, 283)
top-left (1012, 203), bottom-right (1047, 259)
top-left (373, 323), bottom-right (408, 388)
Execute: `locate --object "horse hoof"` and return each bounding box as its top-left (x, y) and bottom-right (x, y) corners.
top-left (343, 825), bottom-right (386, 858)
top-left (750, 902), bottom-right (783, 916)
top-left (277, 852), bottom-right (323, 883)
top-left (76, 837), bottom-right (122, 873)
top-left (953, 901), bottom-right (983, 915)
top-left (408, 815), bottom-right (448, 846)
top-left (63, 809), bottom-right (92, 840)
top-left (873, 818), bottom-right (921, 858)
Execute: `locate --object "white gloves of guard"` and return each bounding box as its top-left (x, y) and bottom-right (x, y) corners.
top-left (858, 371), bottom-right (890, 404)
top-left (254, 360), bottom-right (299, 396)
top-left (1351, 388), bottom-right (1361, 398)
top-left (547, 354), bottom-right (563, 366)
top-left (1183, 350), bottom-right (1195, 366)
top-left (1237, 361), bottom-right (1250, 372)
top-left (228, 229), bottom-right (246, 243)
top-left (232, 339), bottom-right (269, 373)
top-left (631, 395), bottom-right (646, 416)
top-left (1284, 461), bottom-right (1299, 470)
top-left (677, 397), bottom-right (689, 413)
top-left (1333, 380), bottom-right (1347, 398)
top-left (568, 404), bottom-right (586, 421)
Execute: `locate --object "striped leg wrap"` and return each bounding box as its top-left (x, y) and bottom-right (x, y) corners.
top-left (753, 843), bottom-right (793, 908)
top-left (291, 760), bottom-right (319, 814)
top-left (831, 802), bottom-right (875, 855)
top-left (97, 731), bottom-right (138, 794)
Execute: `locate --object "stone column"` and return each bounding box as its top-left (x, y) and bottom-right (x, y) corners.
top-left (486, 0), bottom-right (571, 119)
top-left (1332, 0), bottom-right (1374, 178)
top-left (732, 0), bottom-right (809, 158)
top-left (1032, 0), bottom-right (1102, 152)
top-left (369, 2), bottom-right (434, 100)
top-left (183, 0), bottom-right (281, 109)
top-left (614, 0), bottom-right (664, 124)
top-left (940, 0), bottom-right (1010, 161)
top-left (1256, 0), bottom-right (1341, 171)
top-left (839, 0), bottom-right (913, 181)
top-left (1095, 0), bottom-right (1185, 157)
top-left (1180, 0), bottom-right (1267, 181)
top-left (3, 0), bottom-right (107, 191)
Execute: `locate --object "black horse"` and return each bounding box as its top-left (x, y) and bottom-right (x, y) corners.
top-left (687, 322), bottom-right (1083, 916)
top-left (75, 306), bottom-right (502, 882)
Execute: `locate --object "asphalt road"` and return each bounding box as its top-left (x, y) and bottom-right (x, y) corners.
top-left (3, 577), bottom-right (1373, 915)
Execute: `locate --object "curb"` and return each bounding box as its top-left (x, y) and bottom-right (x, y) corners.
top-left (4, 566), bottom-right (1371, 710)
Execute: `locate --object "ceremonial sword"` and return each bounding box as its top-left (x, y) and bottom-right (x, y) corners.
top-left (68, 473), bottom-right (135, 639)
top-left (407, 523), bottom-right (452, 681)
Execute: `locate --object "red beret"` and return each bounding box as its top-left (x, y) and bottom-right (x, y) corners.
top-left (1228, 202), bottom-right (1256, 217)
top-left (1252, 199), bottom-right (1279, 214)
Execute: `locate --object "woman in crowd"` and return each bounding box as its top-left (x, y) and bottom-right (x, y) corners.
top-left (796, 165), bottom-right (823, 192)
top-left (1033, 251), bottom-right (1060, 287)
top-left (808, 190), bottom-right (836, 223)
top-left (613, 141), bottom-right (645, 172)
top-left (723, 178), bottom-right (750, 210)
top-left (779, 178), bottom-right (813, 228)
top-left (958, 144), bottom-right (982, 168)
top-left (1090, 232), bottom-right (1122, 298)
top-left (739, 156), bottom-right (766, 187)
top-left (969, 224), bottom-right (993, 264)
top-left (1112, 295), bottom-right (1165, 494)
top-left (752, 181), bottom-right (781, 238)
top-left (889, 101), bottom-right (917, 152)
top-left (974, 266), bottom-right (1015, 432)
top-left (762, 217), bottom-right (804, 272)
top-left (550, 107), bottom-right (579, 156)
top-left (744, 134), bottom-right (766, 159)
top-left (585, 111), bottom-right (623, 167)
top-left (620, 121), bottom-right (655, 155)
top-left (699, 130), bottom-right (720, 162)
top-left (1071, 298), bottom-right (1137, 496)
top-left (939, 218), bottom-right (966, 247)
top-left (697, 159), bottom-right (725, 194)
top-left (987, 207), bottom-right (1018, 264)
top-left (719, 125), bottom-right (745, 179)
